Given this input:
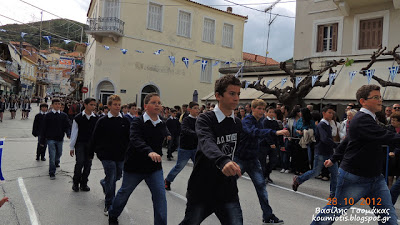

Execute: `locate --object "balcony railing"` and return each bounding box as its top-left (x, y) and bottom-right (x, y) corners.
top-left (86, 17), bottom-right (125, 37)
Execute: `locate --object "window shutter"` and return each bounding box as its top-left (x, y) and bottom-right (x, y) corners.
top-left (148, 3), bottom-right (162, 31)
top-left (222, 24), bottom-right (233, 48)
top-left (317, 25), bottom-right (324, 52)
top-left (203, 19), bottom-right (215, 43)
top-left (331, 23), bottom-right (338, 52)
top-left (359, 18), bottom-right (383, 49)
top-left (178, 11), bottom-right (190, 37)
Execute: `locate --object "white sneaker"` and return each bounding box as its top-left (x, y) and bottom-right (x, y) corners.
top-left (284, 170), bottom-right (290, 174)
top-left (104, 206), bottom-right (109, 216)
top-left (280, 169), bottom-right (285, 173)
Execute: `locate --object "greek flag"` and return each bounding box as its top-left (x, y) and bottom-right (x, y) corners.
top-left (0, 29), bottom-right (6, 32)
top-left (212, 61), bottom-right (220, 67)
top-left (21, 32), bottom-right (27, 40)
top-left (43, 36), bottom-right (51, 45)
top-left (154, 49), bottom-right (164, 55)
top-left (389, 66), bottom-right (399, 82)
top-left (104, 45), bottom-right (110, 50)
top-left (85, 42), bottom-right (90, 46)
top-left (281, 78), bottom-right (287, 88)
top-left (266, 79), bottom-right (273, 88)
top-left (201, 60), bottom-right (208, 72)
top-left (0, 138), bottom-right (4, 180)
top-left (225, 61), bottom-right (232, 65)
top-left (244, 80), bottom-right (250, 89)
top-left (235, 64), bottom-right (244, 78)
top-left (349, 71), bottom-right (357, 83)
top-left (254, 80), bottom-right (260, 86)
top-left (312, 75), bottom-right (319, 87)
top-left (237, 62), bottom-right (243, 67)
top-left (168, 56), bottom-right (175, 66)
top-left (295, 77), bottom-right (303, 88)
top-left (120, 49), bottom-right (128, 54)
top-left (135, 50), bottom-right (144, 53)
top-left (182, 57), bottom-right (189, 68)
top-left (366, 69), bottom-right (375, 84)
top-left (329, 73), bottom-right (336, 86)
top-left (64, 40), bottom-right (72, 44)
top-left (193, 59), bottom-right (201, 64)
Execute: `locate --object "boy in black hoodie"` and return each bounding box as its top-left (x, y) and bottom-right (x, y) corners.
top-left (180, 75), bottom-right (243, 225)
top-left (108, 93), bottom-right (171, 225)
top-left (32, 103), bottom-right (48, 161)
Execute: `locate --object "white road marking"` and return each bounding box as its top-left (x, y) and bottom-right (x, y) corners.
top-left (17, 177), bottom-right (40, 225)
top-left (167, 190), bottom-right (187, 202)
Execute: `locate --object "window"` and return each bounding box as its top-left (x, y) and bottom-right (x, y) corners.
top-left (103, 0), bottom-right (120, 18)
top-left (202, 18), bottom-right (215, 44)
top-left (177, 11), bottom-right (191, 38)
top-left (222, 23), bottom-right (233, 48)
top-left (200, 59), bottom-right (212, 83)
top-left (316, 23), bottom-right (338, 52)
top-left (359, 18), bottom-right (383, 50)
top-left (147, 3), bottom-right (163, 31)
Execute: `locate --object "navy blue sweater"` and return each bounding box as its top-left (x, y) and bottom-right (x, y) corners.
top-left (179, 116), bottom-right (198, 150)
top-left (315, 121), bottom-right (337, 156)
top-left (39, 112), bottom-right (70, 144)
top-left (331, 111), bottom-right (400, 177)
top-left (32, 113), bottom-right (45, 137)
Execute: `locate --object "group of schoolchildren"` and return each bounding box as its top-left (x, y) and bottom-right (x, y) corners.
top-left (0, 96), bottom-right (32, 121)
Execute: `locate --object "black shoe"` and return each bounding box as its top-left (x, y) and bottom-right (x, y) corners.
top-left (41, 158), bottom-right (46, 161)
top-left (263, 214), bottom-right (284, 224)
top-left (167, 157), bottom-right (172, 161)
top-left (72, 183), bottom-right (79, 192)
top-left (80, 185), bottom-right (90, 192)
top-left (50, 174), bottom-right (56, 180)
top-left (56, 164), bottom-right (60, 168)
top-left (267, 177), bottom-right (274, 184)
top-left (164, 179), bottom-right (171, 191)
top-left (36, 156), bottom-right (40, 161)
top-left (292, 175), bottom-right (300, 192)
top-left (109, 216), bottom-right (118, 225)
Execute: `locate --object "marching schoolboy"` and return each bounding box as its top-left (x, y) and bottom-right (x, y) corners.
top-left (165, 101), bottom-right (200, 191)
top-left (32, 103), bottom-right (48, 161)
top-left (69, 98), bottom-right (99, 192)
top-left (124, 103), bottom-right (138, 123)
top-left (89, 95), bottom-right (130, 216)
top-left (166, 108), bottom-right (181, 160)
top-left (39, 98), bottom-right (71, 180)
top-left (108, 93), bottom-right (171, 225)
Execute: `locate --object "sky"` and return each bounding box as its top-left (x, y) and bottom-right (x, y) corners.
top-left (0, 0), bottom-right (296, 62)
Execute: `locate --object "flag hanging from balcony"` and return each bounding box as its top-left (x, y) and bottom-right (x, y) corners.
top-left (312, 75), bottom-right (318, 87)
top-left (43, 36), bottom-right (51, 45)
top-left (295, 77), bottom-right (303, 88)
top-left (21, 32), bottom-right (27, 40)
top-left (212, 61), bottom-right (220, 67)
top-left (281, 78), bottom-right (287, 88)
top-left (0, 138), bottom-right (5, 180)
top-left (0, 29), bottom-right (6, 32)
top-left (168, 56), bottom-right (175, 66)
top-left (154, 49), bottom-right (164, 55)
top-left (329, 73), bottom-right (336, 86)
top-left (389, 66), bottom-right (399, 82)
top-left (120, 49), bottom-right (128, 54)
top-left (64, 40), bottom-right (72, 44)
top-left (103, 45), bottom-right (110, 50)
top-left (135, 50), bottom-right (144, 53)
top-left (266, 79), bottom-right (273, 88)
top-left (193, 59), bottom-right (201, 64)
top-left (366, 69), bottom-right (375, 84)
top-left (349, 71), bottom-right (357, 84)
top-left (201, 60), bottom-right (208, 72)
top-left (182, 57), bottom-right (189, 68)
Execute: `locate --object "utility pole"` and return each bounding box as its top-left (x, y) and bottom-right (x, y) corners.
top-left (264, 0), bottom-right (281, 65)
top-left (39, 11), bottom-right (43, 50)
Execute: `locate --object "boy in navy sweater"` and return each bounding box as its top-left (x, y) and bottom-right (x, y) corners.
top-left (166, 108), bottom-right (181, 160)
top-left (165, 101), bottom-right (199, 191)
top-left (313, 85), bottom-right (400, 224)
top-left (69, 98), bottom-right (98, 192)
top-left (32, 103), bottom-right (48, 161)
top-left (108, 93), bottom-right (171, 225)
top-left (89, 95), bottom-right (130, 216)
top-left (292, 106), bottom-right (338, 198)
top-left (180, 75), bottom-right (243, 225)
top-left (39, 98), bottom-right (70, 180)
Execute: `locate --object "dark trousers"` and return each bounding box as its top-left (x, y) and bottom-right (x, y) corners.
top-left (167, 135), bottom-right (179, 158)
top-left (258, 146), bottom-right (278, 179)
top-left (291, 141), bottom-right (309, 173)
top-left (36, 136), bottom-right (46, 159)
top-left (73, 142), bottom-right (93, 185)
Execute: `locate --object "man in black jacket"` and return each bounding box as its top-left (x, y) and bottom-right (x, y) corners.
top-left (32, 103), bottom-right (48, 161)
top-left (166, 108), bottom-right (181, 160)
top-left (89, 95), bottom-right (130, 216)
top-left (165, 101), bottom-right (199, 191)
top-left (39, 99), bottom-right (70, 180)
top-left (312, 85), bottom-right (400, 224)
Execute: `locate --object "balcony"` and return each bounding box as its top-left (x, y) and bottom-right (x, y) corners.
top-left (86, 17), bottom-right (125, 42)
top-left (333, 0), bottom-right (398, 15)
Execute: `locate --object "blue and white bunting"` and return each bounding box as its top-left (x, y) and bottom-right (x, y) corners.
top-left (64, 40), bottom-right (72, 44)
top-left (329, 73), bottom-right (336, 86)
top-left (389, 66), bottom-right (399, 82)
top-left (212, 61), bottom-right (220, 67)
top-left (43, 36), bottom-right (51, 45)
top-left (168, 56), bottom-right (175, 66)
top-left (0, 138), bottom-right (5, 180)
top-left (254, 80), bottom-right (260, 86)
top-left (349, 71), bottom-right (357, 83)
top-left (182, 57), bottom-right (189, 68)
top-left (244, 81), bottom-right (250, 89)
top-left (266, 79), bottom-right (273, 88)
top-left (135, 50), bottom-right (144, 53)
top-left (0, 29), bottom-right (6, 32)
top-left (281, 78), bottom-right (287, 88)
top-left (120, 49), bottom-right (128, 54)
top-left (235, 64), bottom-right (244, 78)
top-left (154, 49), bottom-right (164, 55)
top-left (21, 32), bottom-right (27, 40)
top-left (201, 60), bottom-right (208, 72)
top-left (103, 45), bottom-right (110, 50)
top-left (85, 42), bottom-right (90, 46)
top-left (237, 62), bottom-right (243, 67)
top-left (312, 75), bottom-right (319, 87)
top-left (295, 77), bottom-right (303, 88)
top-left (193, 59), bottom-right (201, 64)
top-left (225, 61), bottom-right (232, 65)
top-left (366, 69), bottom-right (375, 84)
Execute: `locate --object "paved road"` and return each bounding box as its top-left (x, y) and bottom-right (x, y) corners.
top-left (0, 104), bottom-right (398, 225)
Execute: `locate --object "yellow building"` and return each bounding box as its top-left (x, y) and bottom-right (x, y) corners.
top-left (85, 0), bottom-right (247, 107)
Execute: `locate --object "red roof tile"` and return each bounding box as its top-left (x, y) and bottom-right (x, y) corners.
top-left (64, 52), bottom-right (83, 58)
top-left (243, 52), bottom-right (279, 65)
